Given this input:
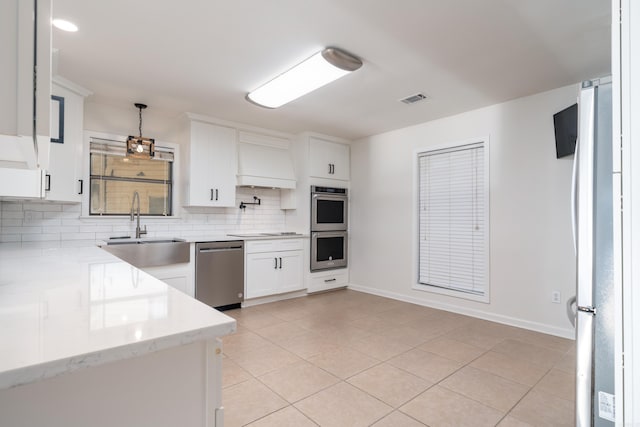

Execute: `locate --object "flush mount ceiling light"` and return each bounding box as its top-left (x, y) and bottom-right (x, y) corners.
top-left (246, 47), bottom-right (363, 109)
top-left (52, 19), bottom-right (78, 32)
top-left (126, 103), bottom-right (155, 159)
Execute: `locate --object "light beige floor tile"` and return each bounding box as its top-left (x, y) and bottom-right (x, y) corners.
top-left (440, 366), bottom-right (529, 412)
top-left (223, 378), bottom-right (288, 427)
top-left (554, 349), bottom-right (577, 374)
top-left (372, 306), bottom-right (437, 327)
top-left (388, 348), bottom-right (463, 383)
top-left (400, 385), bottom-right (504, 427)
top-left (278, 332), bottom-right (343, 359)
top-left (232, 309), bottom-right (285, 330)
top-left (258, 360), bottom-right (339, 403)
top-left (512, 329), bottom-right (574, 352)
top-left (231, 342), bottom-right (301, 376)
top-left (470, 351), bottom-right (549, 386)
top-left (349, 314), bottom-right (395, 331)
top-left (310, 324), bottom-right (373, 347)
top-left (348, 334), bottom-right (413, 361)
top-left (497, 415), bottom-right (535, 427)
top-left (374, 324), bottom-right (442, 347)
top-left (222, 331), bottom-right (272, 357)
top-left (348, 363), bottom-right (432, 407)
top-left (371, 410), bottom-right (426, 427)
top-left (445, 326), bottom-right (507, 350)
top-left (222, 358), bottom-right (252, 388)
top-left (253, 322), bottom-right (309, 344)
top-left (509, 390), bottom-right (574, 426)
top-left (534, 368), bottom-right (576, 401)
top-left (246, 406), bottom-right (317, 427)
top-left (492, 339), bottom-right (565, 368)
top-left (307, 347), bottom-right (380, 379)
top-left (295, 382), bottom-right (392, 427)
top-left (419, 337), bottom-right (485, 364)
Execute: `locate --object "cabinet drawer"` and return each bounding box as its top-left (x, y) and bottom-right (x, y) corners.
top-left (310, 270), bottom-right (348, 289)
top-left (245, 238), bottom-right (303, 254)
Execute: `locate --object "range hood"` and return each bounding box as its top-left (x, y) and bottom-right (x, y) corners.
top-left (236, 131), bottom-right (296, 189)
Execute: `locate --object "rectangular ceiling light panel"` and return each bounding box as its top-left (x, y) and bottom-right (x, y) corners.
top-left (247, 48), bottom-right (362, 109)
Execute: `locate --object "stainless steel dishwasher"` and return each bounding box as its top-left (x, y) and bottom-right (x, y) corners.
top-left (195, 241), bottom-right (244, 311)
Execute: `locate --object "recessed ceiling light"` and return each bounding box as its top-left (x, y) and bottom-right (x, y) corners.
top-left (52, 19), bottom-right (78, 32)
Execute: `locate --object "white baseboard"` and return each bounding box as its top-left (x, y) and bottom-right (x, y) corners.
top-left (348, 283), bottom-right (575, 340)
top-left (242, 289), bottom-right (308, 307)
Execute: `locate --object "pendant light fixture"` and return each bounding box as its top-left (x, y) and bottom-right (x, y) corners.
top-left (126, 103), bottom-right (155, 159)
top-left (246, 47), bottom-right (363, 109)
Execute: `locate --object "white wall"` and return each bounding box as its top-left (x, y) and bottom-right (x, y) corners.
top-left (350, 84), bottom-right (578, 338)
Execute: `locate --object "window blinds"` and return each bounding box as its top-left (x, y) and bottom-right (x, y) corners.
top-left (418, 142), bottom-right (487, 296)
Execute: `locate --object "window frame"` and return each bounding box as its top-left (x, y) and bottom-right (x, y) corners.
top-left (82, 131), bottom-right (180, 218)
top-left (412, 137), bottom-right (490, 303)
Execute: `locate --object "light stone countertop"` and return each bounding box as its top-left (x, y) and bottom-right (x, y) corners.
top-left (0, 245), bottom-right (236, 390)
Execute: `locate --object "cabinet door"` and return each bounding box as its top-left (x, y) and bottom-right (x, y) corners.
top-left (245, 252), bottom-right (280, 299)
top-left (309, 138), bottom-right (350, 181)
top-left (0, 0), bottom-right (51, 169)
top-left (278, 250), bottom-right (304, 294)
top-left (188, 121), bottom-right (237, 207)
top-left (46, 81), bottom-right (87, 202)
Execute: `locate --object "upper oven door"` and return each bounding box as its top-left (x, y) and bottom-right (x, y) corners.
top-left (311, 193), bottom-right (348, 231)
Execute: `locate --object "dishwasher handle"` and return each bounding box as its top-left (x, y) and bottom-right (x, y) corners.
top-left (198, 246), bottom-right (243, 253)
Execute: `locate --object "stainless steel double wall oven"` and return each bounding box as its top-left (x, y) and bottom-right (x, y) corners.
top-left (310, 186), bottom-right (348, 271)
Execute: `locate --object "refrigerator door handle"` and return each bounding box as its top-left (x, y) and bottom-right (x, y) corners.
top-left (571, 132), bottom-right (580, 254)
top-left (566, 295), bottom-right (577, 327)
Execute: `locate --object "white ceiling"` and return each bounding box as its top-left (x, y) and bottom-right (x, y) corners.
top-left (52, 0), bottom-right (610, 140)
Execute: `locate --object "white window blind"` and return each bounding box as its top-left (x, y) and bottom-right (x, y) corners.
top-left (418, 141), bottom-right (487, 296)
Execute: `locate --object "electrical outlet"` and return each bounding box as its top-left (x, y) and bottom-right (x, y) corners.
top-left (552, 291), bottom-right (561, 304)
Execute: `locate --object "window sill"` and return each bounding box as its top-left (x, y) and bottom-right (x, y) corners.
top-left (412, 283), bottom-right (490, 304)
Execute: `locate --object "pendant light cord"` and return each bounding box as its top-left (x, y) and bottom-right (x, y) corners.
top-left (138, 106), bottom-right (143, 138)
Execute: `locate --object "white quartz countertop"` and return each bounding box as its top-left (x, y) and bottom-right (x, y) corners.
top-left (0, 245), bottom-right (236, 390)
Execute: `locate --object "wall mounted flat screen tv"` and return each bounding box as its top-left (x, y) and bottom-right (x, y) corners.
top-left (553, 103), bottom-right (578, 158)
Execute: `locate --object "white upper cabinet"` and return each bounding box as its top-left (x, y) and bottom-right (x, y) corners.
top-left (309, 137), bottom-right (350, 181)
top-left (0, 0), bottom-right (51, 170)
top-left (45, 77), bottom-right (92, 203)
top-left (183, 118), bottom-right (237, 207)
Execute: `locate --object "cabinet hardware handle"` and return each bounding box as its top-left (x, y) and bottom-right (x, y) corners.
top-left (332, 164), bottom-right (335, 174)
top-left (279, 257), bottom-right (283, 269)
top-left (215, 189), bottom-right (219, 201)
top-left (274, 258), bottom-right (278, 269)
top-left (210, 189), bottom-right (214, 201)
top-left (45, 174), bottom-right (51, 191)
top-left (78, 179), bottom-right (83, 195)
top-left (324, 278), bottom-right (337, 283)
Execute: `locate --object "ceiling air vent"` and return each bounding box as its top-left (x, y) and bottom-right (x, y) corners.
top-left (400, 93), bottom-right (429, 104)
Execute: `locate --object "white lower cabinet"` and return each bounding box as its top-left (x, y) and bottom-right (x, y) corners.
top-left (308, 268), bottom-right (349, 293)
top-left (142, 263), bottom-right (194, 297)
top-left (245, 239), bottom-right (304, 299)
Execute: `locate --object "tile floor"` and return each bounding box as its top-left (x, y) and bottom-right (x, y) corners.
top-left (222, 289), bottom-right (576, 427)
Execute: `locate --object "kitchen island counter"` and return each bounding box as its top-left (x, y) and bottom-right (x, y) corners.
top-left (0, 244), bottom-right (235, 426)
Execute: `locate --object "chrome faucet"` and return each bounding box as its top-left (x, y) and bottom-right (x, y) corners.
top-left (130, 191), bottom-right (147, 238)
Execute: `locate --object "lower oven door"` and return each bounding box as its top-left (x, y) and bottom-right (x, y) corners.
top-left (311, 231), bottom-right (348, 271)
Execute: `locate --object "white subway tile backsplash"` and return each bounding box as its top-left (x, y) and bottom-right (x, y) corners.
top-left (22, 233), bottom-right (61, 242)
top-left (1, 188), bottom-right (287, 246)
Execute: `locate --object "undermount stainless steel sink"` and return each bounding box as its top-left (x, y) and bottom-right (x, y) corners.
top-left (101, 238), bottom-right (190, 268)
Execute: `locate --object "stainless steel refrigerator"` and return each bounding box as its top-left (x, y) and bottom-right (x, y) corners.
top-left (570, 77), bottom-right (617, 426)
